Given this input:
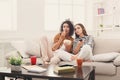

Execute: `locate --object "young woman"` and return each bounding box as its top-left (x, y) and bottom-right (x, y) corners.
top-left (38, 20), bottom-right (74, 64)
top-left (50, 23), bottom-right (94, 64)
top-left (52, 20), bottom-right (74, 52)
top-left (71, 23), bottom-right (94, 61)
top-left (50, 20), bottom-right (74, 64)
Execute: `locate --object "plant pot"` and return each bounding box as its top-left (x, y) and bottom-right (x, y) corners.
top-left (11, 65), bottom-right (21, 72)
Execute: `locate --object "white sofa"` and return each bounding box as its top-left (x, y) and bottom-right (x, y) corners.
top-left (91, 38), bottom-right (120, 80)
top-left (4, 37), bottom-right (120, 80)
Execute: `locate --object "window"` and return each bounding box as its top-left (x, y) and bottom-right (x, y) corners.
top-left (44, 0), bottom-right (85, 31)
top-left (0, 0), bottom-right (17, 31)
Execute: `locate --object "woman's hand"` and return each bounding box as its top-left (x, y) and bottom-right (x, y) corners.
top-left (52, 31), bottom-right (67, 51)
top-left (73, 41), bottom-right (83, 55)
top-left (60, 31), bottom-right (66, 39)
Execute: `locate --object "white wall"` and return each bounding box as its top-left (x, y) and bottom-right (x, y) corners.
top-left (0, 0), bottom-right (95, 40)
top-left (85, 0), bottom-right (95, 36)
top-left (0, 0), bottom-right (96, 40)
top-left (0, 0), bottom-right (44, 40)
top-left (1, 0), bottom-right (120, 40)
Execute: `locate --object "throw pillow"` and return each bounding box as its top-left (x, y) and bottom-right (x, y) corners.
top-left (11, 40), bottom-right (29, 59)
top-left (92, 52), bottom-right (119, 62)
top-left (113, 55), bottom-right (120, 66)
top-left (5, 50), bottom-right (20, 59)
top-left (25, 39), bottom-right (41, 58)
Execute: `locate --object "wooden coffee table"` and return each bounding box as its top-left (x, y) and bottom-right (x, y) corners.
top-left (0, 64), bottom-right (95, 80)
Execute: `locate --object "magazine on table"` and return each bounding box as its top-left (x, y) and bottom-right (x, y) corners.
top-left (22, 65), bottom-right (47, 73)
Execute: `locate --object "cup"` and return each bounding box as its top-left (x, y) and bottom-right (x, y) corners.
top-left (31, 56), bottom-right (36, 65)
top-left (76, 58), bottom-right (83, 67)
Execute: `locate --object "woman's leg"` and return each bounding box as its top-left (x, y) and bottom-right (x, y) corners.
top-left (77, 45), bottom-right (93, 60)
top-left (50, 49), bottom-right (74, 64)
top-left (50, 56), bottom-right (61, 64)
top-left (56, 49), bottom-right (73, 61)
top-left (40, 36), bottom-right (53, 62)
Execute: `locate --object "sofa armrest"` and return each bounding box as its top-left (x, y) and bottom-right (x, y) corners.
top-left (113, 55), bottom-right (120, 66)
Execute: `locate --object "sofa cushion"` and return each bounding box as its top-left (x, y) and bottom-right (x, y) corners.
top-left (93, 38), bottom-right (120, 54)
top-left (11, 39), bottom-right (42, 59)
top-left (11, 41), bottom-right (29, 59)
top-left (25, 39), bottom-right (41, 58)
top-left (5, 50), bottom-right (20, 59)
top-left (113, 55), bottom-right (120, 66)
top-left (92, 52), bottom-right (119, 62)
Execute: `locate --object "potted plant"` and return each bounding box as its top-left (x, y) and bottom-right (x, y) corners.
top-left (9, 56), bottom-right (22, 72)
top-left (99, 24), bottom-right (103, 28)
top-left (99, 24), bottom-right (104, 32)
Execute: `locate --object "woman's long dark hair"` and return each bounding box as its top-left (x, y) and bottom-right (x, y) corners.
top-left (60, 20), bottom-right (74, 36)
top-left (75, 23), bottom-right (88, 38)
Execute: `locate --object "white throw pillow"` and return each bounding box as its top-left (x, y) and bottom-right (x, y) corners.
top-left (25, 39), bottom-right (41, 58)
top-left (11, 40), bottom-right (29, 59)
top-left (113, 55), bottom-right (120, 66)
top-left (5, 50), bottom-right (20, 59)
top-left (92, 52), bottom-right (119, 62)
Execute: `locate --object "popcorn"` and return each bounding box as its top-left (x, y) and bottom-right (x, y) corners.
top-left (63, 39), bottom-right (72, 45)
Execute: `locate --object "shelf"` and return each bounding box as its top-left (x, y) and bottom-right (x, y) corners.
top-left (95, 13), bottom-right (112, 17)
top-left (97, 27), bottom-right (113, 31)
top-left (96, 14), bottom-right (106, 17)
top-left (94, 0), bottom-right (115, 37)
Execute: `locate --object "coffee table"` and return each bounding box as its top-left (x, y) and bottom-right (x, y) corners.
top-left (0, 64), bottom-right (95, 80)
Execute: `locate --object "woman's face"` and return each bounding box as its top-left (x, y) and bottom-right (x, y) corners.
top-left (62, 23), bottom-right (70, 34)
top-left (74, 25), bottom-right (83, 36)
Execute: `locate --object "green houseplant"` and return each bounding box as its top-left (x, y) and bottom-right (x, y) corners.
top-left (99, 24), bottom-right (103, 28)
top-left (99, 24), bottom-right (104, 32)
top-left (9, 57), bottom-right (22, 65)
top-left (9, 56), bottom-right (22, 72)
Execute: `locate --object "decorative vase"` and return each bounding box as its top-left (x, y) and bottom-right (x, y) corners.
top-left (11, 65), bottom-right (21, 72)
